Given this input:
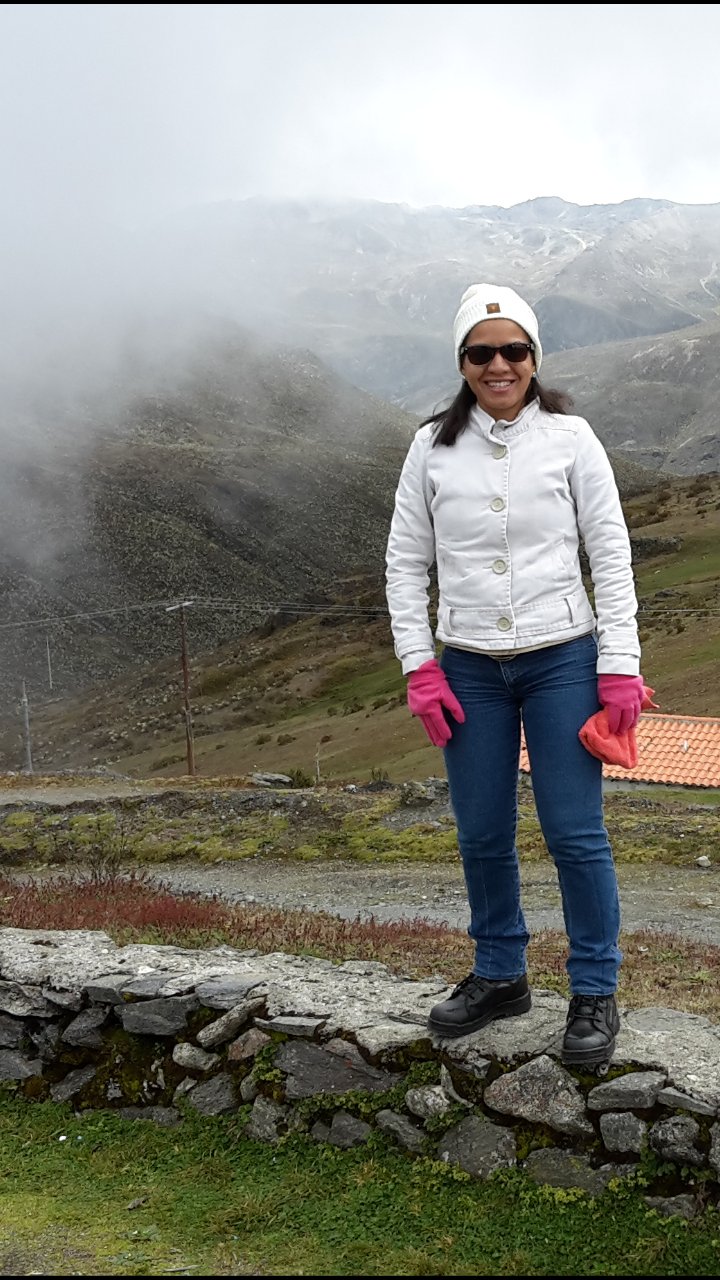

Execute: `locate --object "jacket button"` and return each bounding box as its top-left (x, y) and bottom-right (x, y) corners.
top-left (490, 497), bottom-right (505, 511)
top-left (492, 445), bottom-right (507, 459)
top-left (492, 559), bottom-right (507, 574)
top-left (497, 616), bottom-right (512, 631)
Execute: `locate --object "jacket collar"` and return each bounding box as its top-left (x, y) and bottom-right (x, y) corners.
top-left (468, 396), bottom-right (540, 442)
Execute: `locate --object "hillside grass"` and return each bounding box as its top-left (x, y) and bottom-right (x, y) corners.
top-left (0, 474), bottom-right (716, 781)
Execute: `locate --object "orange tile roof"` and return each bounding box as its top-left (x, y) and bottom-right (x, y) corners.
top-left (519, 714), bottom-right (720, 788)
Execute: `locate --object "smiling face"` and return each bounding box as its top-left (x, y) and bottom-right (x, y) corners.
top-left (460, 318), bottom-right (536, 422)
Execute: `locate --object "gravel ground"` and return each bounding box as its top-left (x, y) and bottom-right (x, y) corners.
top-left (135, 855), bottom-right (720, 944)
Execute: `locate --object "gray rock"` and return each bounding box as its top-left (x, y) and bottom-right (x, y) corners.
top-left (84, 974), bottom-right (130, 1004)
top-left (484, 1055), bottom-right (594, 1137)
top-left (649, 1115), bottom-right (705, 1167)
top-left (274, 1039), bottom-right (397, 1099)
top-left (61, 1007), bottom-right (109, 1048)
top-left (616, 1009), bottom-right (720, 1108)
top-left (118, 1106), bottom-right (182, 1127)
top-left (587, 1070), bottom-right (667, 1111)
top-left (184, 1073), bottom-right (237, 1117)
top-left (0, 980), bottom-right (53, 1018)
top-left (355, 1021), bottom-right (434, 1056)
top-left (246, 1094), bottom-right (288, 1143)
top-left (42, 988), bottom-right (84, 1012)
top-left (376, 1108), bottom-right (427, 1153)
top-left (644, 1194), bottom-right (699, 1219)
top-left (326, 1111), bottom-right (372, 1149)
top-left (194, 976), bottom-right (269, 1010)
top-left (118, 995), bottom-right (199, 1036)
top-left (405, 1084), bottom-right (452, 1120)
top-left (253, 1015), bottom-right (325, 1037)
top-left (171, 1042), bottom-right (221, 1071)
top-left (599, 1111), bottom-right (647, 1154)
top-left (31, 1023), bottom-right (62, 1061)
top-left (50, 1064), bottom-right (97, 1102)
top-left (0, 1013), bottom-right (24, 1048)
top-left (197, 998), bottom-right (265, 1047)
top-left (657, 1086), bottom-right (717, 1117)
top-left (710, 1122), bottom-right (720, 1176)
top-left (173, 1077), bottom-right (196, 1101)
top-left (523, 1148), bottom-right (615, 1195)
top-left (240, 1074), bottom-right (260, 1102)
top-left (119, 975), bottom-right (180, 1000)
top-left (437, 1114), bottom-right (517, 1180)
top-left (227, 1027), bottom-right (271, 1062)
top-left (439, 1064), bottom-right (474, 1107)
top-left (324, 1038), bottom-right (370, 1065)
top-left (0, 1049), bottom-right (42, 1080)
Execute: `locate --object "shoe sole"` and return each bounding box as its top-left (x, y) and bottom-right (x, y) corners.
top-left (561, 1018), bottom-right (617, 1070)
top-left (561, 1023), bottom-right (620, 1068)
top-left (427, 991), bottom-right (532, 1039)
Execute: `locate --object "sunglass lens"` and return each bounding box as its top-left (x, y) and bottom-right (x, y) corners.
top-left (504, 343), bottom-right (531, 362)
top-left (465, 346), bottom-right (493, 365)
top-left (464, 343), bottom-right (531, 365)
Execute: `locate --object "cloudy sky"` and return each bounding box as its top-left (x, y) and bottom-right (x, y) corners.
top-left (2, 1), bottom-right (719, 415)
top-left (3, 2), bottom-right (720, 229)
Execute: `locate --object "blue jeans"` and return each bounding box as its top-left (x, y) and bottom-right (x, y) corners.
top-left (440, 635), bottom-right (621, 995)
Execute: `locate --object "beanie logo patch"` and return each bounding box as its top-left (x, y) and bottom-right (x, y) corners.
top-left (486, 302), bottom-right (501, 313)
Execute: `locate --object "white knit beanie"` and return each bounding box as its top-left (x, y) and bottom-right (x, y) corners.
top-left (453, 283), bottom-right (542, 373)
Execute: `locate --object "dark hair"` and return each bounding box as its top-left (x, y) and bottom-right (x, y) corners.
top-left (425, 376), bottom-right (574, 447)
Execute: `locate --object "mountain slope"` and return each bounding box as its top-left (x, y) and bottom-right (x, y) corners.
top-left (0, 316), bottom-right (416, 702)
top-left (3, 468), bottom-right (716, 782)
top-left (141, 195), bottom-right (720, 452)
top-left (542, 319), bottom-right (720, 473)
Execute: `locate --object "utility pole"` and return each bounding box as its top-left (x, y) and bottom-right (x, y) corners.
top-left (46, 636), bottom-right (53, 691)
top-left (20, 680), bottom-right (33, 774)
top-left (165, 600), bottom-right (195, 776)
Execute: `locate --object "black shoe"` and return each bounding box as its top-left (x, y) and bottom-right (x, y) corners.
top-left (562, 994), bottom-right (620, 1067)
top-left (427, 973), bottom-right (531, 1039)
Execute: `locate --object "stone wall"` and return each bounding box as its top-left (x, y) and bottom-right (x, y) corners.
top-left (2, 927), bottom-right (720, 1219)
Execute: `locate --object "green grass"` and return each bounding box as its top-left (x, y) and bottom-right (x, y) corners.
top-left (1, 783), bottom-right (717, 870)
top-left (634, 535), bottom-right (720, 591)
top-left (624, 786), bottom-right (720, 806)
top-left (2, 1093), bottom-right (720, 1276)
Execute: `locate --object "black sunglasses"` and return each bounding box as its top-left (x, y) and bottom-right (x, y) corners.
top-left (460, 341), bottom-right (534, 366)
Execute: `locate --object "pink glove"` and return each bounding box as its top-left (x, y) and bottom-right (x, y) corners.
top-left (597, 674), bottom-right (646, 735)
top-left (407, 659), bottom-right (465, 748)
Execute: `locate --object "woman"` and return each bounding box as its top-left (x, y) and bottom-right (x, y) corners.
top-left (385, 283), bottom-right (646, 1068)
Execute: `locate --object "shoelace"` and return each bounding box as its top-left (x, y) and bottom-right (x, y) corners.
top-left (451, 974), bottom-right (489, 998)
top-left (568, 995), bottom-right (612, 1024)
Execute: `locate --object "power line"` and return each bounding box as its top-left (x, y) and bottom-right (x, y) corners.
top-left (0, 597), bottom-right (718, 636)
top-left (0, 599), bottom-right (178, 631)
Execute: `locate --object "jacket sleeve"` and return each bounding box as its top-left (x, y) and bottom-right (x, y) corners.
top-left (385, 429), bottom-right (438, 674)
top-left (570, 421), bottom-right (641, 676)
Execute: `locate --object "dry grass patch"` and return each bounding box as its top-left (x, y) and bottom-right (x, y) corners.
top-left (2, 873), bottom-right (718, 1020)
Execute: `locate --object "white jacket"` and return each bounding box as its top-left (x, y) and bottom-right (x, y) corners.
top-left (385, 399), bottom-right (640, 676)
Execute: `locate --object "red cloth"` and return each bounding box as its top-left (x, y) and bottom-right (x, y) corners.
top-left (579, 686), bottom-right (659, 768)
